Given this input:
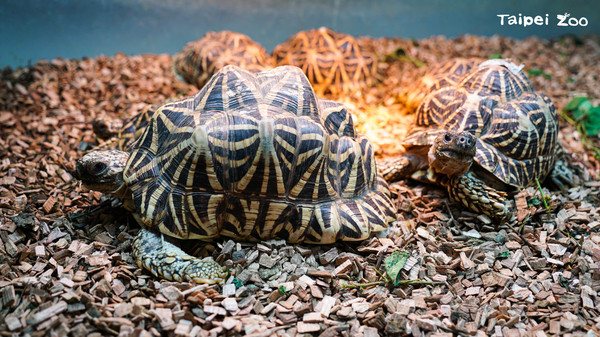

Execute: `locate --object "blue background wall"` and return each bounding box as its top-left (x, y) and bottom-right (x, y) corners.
top-left (1, 0), bottom-right (598, 68)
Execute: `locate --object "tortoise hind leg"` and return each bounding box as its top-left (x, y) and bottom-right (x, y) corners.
top-left (447, 171), bottom-right (511, 220)
top-left (547, 158), bottom-right (577, 191)
top-left (132, 228), bottom-right (228, 284)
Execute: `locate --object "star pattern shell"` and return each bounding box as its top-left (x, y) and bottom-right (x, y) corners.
top-left (123, 65), bottom-right (394, 244)
top-left (403, 59), bottom-right (559, 188)
top-left (272, 27), bottom-right (379, 95)
top-left (173, 31), bottom-right (273, 89)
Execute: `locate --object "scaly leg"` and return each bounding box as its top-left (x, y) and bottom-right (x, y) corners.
top-left (447, 171), bottom-right (511, 220)
top-left (379, 153), bottom-right (427, 182)
top-left (132, 228), bottom-right (228, 284)
top-left (548, 158), bottom-right (576, 191)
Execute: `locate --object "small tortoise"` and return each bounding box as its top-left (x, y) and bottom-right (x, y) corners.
top-left (173, 31), bottom-right (273, 89)
top-left (92, 100), bottom-right (165, 150)
top-left (75, 65), bottom-right (396, 283)
top-left (272, 27), bottom-right (379, 95)
top-left (381, 59), bottom-right (572, 220)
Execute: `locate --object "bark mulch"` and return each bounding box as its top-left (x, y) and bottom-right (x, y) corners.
top-left (1, 35), bottom-right (600, 337)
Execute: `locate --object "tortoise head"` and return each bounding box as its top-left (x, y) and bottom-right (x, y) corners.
top-left (92, 117), bottom-right (123, 140)
top-left (428, 131), bottom-right (477, 176)
top-left (74, 150), bottom-right (130, 199)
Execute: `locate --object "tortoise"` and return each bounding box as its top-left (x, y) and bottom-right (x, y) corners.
top-left (92, 101), bottom-right (162, 150)
top-left (272, 27), bottom-right (379, 95)
top-left (380, 58), bottom-right (573, 220)
top-left (173, 31), bottom-right (273, 89)
top-left (91, 98), bottom-right (185, 151)
top-left (75, 65), bottom-right (396, 283)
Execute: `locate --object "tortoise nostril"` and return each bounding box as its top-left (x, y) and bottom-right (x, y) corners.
top-left (459, 136), bottom-right (472, 146)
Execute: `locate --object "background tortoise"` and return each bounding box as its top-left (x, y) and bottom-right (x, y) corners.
top-left (401, 57), bottom-right (484, 111)
top-left (92, 100), bottom-right (166, 150)
top-left (173, 31), bottom-right (273, 89)
top-left (75, 65), bottom-right (396, 283)
top-left (381, 58), bottom-right (572, 220)
top-left (272, 27), bottom-right (379, 95)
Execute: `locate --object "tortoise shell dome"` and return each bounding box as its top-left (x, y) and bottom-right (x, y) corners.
top-left (123, 65), bottom-right (394, 244)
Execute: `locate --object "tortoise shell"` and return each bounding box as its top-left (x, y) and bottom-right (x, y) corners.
top-left (402, 58), bottom-right (483, 110)
top-left (272, 27), bottom-right (379, 95)
top-left (123, 65), bottom-right (395, 244)
top-left (173, 31), bottom-right (273, 89)
top-left (403, 59), bottom-right (559, 188)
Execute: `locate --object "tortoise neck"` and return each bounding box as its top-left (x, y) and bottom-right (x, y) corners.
top-left (111, 179), bottom-right (131, 201)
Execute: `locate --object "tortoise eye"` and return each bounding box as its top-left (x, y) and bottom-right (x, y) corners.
top-left (444, 134), bottom-right (452, 142)
top-left (90, 162), bottom-right (107, 175)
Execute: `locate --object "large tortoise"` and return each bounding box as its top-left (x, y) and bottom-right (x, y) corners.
top-left (381, 59), bottom-right (573, 220)
top-left (173, 31), bottom-right (273, 89)
top-left (75, 65), bottom-right (396, 283)
top-left (272, 27), bottom-right (379, 95)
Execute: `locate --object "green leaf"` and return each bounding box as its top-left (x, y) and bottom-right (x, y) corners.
top-left (526, 68), bottom-right (551, 79)
top-left (278, 285), bottom-right (288, 296)
top-left (498, 251), bottom-right (511, 258)
top-left (579, 100), bottom-right (594, 114)
top-left (488, 53), bottom-right (503, 59)
top-left (583, 106), bottom-right (600, 136)
top-left (564, 96), bottom-right (588, 111)
top-left (384, 250), bottom-right (410, 286)
top-left (528, 198), bottom-right (542, 207)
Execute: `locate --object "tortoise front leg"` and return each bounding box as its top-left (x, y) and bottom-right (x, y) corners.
top-left (132, 228), bottom-right (228, 284)
top-left (447, 171), bottom-right (511, 221)
top-left (379, 153), bottom-right (427, 182)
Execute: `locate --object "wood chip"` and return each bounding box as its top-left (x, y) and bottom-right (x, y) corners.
top-left (296, 322), bottom-right (321, 334)
top-left (28, 301), bottom-right (67, 325)
top-left (204, 305), bottom-right (227, 316)
top-left (2, 34), bottom-right (600, 337)
top-left (222, 297), bottom-right (238, 312)
top-left (319, 296), bottom-right (336, 317)
top-left (153, 308), bottom-right (175, 328)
